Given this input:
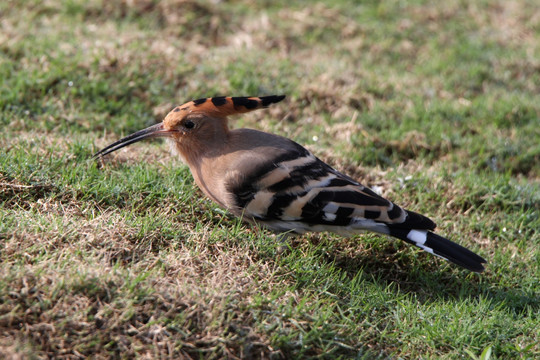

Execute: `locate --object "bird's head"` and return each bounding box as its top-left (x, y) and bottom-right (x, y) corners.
top-left (93, 95), bottom-right (286, 162)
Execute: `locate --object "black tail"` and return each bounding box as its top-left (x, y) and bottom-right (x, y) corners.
top-left (388, 227), bottom-right (487, 272)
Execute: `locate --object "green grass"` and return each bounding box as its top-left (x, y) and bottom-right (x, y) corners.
top-left (1, 0), bottom-right (539, 358)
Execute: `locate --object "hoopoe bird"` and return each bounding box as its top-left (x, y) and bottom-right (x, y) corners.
top-left (94, 95), bottom-right (486, 272)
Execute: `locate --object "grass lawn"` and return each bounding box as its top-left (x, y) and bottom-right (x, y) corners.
top-left (1, 0), bottom-right (539, 358)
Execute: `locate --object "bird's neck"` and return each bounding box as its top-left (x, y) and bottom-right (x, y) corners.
top-left (181, 131), bottom-right (234, 209)
top-left (176, 127), bottom-right (230, 167)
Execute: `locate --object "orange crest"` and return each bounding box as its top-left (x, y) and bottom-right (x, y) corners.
top-left (171, 95), bottom-right (286, 118)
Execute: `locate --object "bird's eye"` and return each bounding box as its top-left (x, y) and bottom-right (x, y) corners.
top-left (184, 120), bottom-right (195, 129)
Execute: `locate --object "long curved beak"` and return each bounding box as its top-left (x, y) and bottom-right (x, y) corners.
top-left (92, 123), bottom-right (172, 159)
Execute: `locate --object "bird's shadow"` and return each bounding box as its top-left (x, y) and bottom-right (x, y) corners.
top-left (286, 234), bottom-right (539, 315)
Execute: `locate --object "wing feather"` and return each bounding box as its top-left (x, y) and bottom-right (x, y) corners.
top-left (240, 153), bottom-right (435, 231)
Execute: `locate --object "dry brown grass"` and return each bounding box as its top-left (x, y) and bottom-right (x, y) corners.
top-left (0, 200), bottom-right (290, 359)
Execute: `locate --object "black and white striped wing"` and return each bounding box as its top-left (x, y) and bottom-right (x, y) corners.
top-left (230, 145), bottom-right (485, 272)
top-left (233, 146), bottom-right (435, 233)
